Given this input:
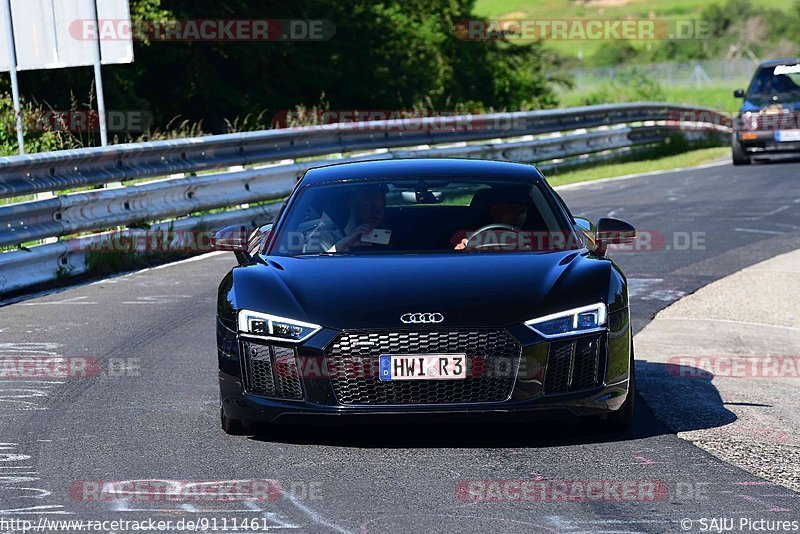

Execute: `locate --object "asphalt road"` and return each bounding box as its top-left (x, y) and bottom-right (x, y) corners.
top-left (2, 159), bottom-right (800, 533)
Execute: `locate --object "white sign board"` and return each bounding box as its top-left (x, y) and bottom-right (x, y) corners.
top-left (0, 0), bottom-right (133, 72)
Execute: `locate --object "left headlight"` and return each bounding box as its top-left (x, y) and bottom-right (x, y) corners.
top-left (237, 310), bottom-right (321, 343)
top-left (524, 303), bottom-right (607, 339)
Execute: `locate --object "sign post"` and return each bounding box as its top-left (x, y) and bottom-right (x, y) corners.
top-left (1, 0), bottom-right (24, 154)
top-left (87, 0), bottom-right (108, 146)
top-left (0, 0), bottom-right (133, 153)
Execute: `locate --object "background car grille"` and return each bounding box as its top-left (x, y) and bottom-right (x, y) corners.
top-left (325, 330), bottom-right (521, 405)
top-left (543, 334), bottom-right (605, 394)
top-left (242, 342), bottom-right (303, 400)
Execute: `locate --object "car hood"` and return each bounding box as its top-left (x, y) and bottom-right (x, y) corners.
top-left (230, 251), bottom-right (615, 330)
top-left (741, 98), bottom-right (800, 112)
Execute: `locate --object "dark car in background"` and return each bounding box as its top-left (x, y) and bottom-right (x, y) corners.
top-left (211, 159), bottom-right (638, 436)
top-left (733, 58), bottom-right (800, 165)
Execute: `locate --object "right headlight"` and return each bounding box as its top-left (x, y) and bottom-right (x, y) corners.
top-left (524, 303), bottom-right (607, 339)
top-left (237, 309), bottom-right (321, 343)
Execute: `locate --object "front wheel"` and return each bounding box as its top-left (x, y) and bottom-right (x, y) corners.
top-left (220, 406), bottom-right (251, 436)
top-left (732, 134), bottom-right (751, 166)
top-left (605, 343), bottom-right (635, 432)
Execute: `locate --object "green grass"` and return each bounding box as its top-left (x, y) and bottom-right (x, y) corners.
top-left (557, 82), bottom-right (742, 110)
top-left (475, 0), bottom-right (791, 22)
top-left (661, 84), bottom-right (741, 112)
top-left (545, 146), bottom-right (728, 187)
top-left (473, 0), bottom-right (792, 58)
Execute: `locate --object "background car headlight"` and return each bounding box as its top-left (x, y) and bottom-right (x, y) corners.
top-left (237, 310), bottom-right (321, 343)
top-left (525, 303), bottom-right (607, 338)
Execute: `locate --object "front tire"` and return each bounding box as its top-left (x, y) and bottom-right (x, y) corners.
top-left (220, 406), bottom-right (250, 435)
top-left (732, 134), bottom-right (751, 166)
top-left (605, 343), bottom-right (635, 432)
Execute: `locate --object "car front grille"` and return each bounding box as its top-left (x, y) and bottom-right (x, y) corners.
top-left (325, 330), bottom-right (521, 405)
top-left (543, 334), bottom-right (605, 394)
top-left (242, 342), bottom-right (303, 400)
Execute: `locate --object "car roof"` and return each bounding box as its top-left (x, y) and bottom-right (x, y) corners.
top-left (299, 158), bottom-right (545, 186)
top-left (758, 58), bottom-right (800, 68)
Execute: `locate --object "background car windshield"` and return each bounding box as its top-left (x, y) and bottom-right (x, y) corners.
top-left (747, 65), bottom-right (800, 101)
top-left (270, 179), bottom-right (578, 256)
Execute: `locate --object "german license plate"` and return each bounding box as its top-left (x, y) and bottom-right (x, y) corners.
top-left (379, 354), bottom-right (466, 381)
top-left (775, 130), bottom-right (800, 142)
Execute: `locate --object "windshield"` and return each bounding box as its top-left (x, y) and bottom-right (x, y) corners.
top-left (269, 178), bottom-right (580, 256)
top-left (746, 64), bottom-right (800, 102)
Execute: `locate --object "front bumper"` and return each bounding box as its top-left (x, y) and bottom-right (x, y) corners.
top-left (737, 131), bottom-right (800, 155)
top-left (217, 312), bottom-right (632, 425)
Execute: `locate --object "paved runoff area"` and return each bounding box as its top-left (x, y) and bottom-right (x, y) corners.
top-left (637, 248), bottom-right (800, 491)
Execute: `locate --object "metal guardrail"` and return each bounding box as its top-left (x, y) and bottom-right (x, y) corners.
top-left (0, 102), bottom-right (731, 296)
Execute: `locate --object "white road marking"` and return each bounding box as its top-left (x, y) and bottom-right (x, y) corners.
top-left (0, 444), bottom-right (69, 516)
top-left (627, 278), bottom-right (687, 302)
top-left (0, 479), bottom-right (42, 485)
top-left (0, 389), bottom-right (51, 411)
top-left (0, 381), bottom-right (65, 385)
top-left (734, 228), bottom-right (785, 235)
top-left (0, 344), bottom-right (60, 354)
top-left (640, 288), bottom-right (687, 302)
top-left (660, 317), bottom-right (800, 332)
top-left (2, 488), bottom-right (51, 499)
top-left (121, 295), bottom-right (193, 305)
top-left (626, 278), bottom-right (662, 298)
top-left (149, 251), bottom-right (226, 270)
top-left (759, 205), bottom-right (791, 218)
top-left (0, 505), bottom-right (71, 515)
top-left (543, 515), bottom-right (576, 531)
top-left (21, 296), bottom-right (97, 306)
top-left (554, 159), bottom-right (729, 191)
top-left (244, 502), bottom-right (301, 530)
top-left (0, 455), bottom-right (30, 463)
top-left (105, 479), bottom-right (301, 529)
top-left (283, 492), bottom-right (350, 534)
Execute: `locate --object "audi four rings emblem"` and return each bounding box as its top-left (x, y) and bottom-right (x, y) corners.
top-left (401, 313), bottom-right (444, 324)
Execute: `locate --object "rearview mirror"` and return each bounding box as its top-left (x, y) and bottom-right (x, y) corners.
top-left (596, 217), bottom-right (636, 255)
top-left (733, 88), bottom-right (745, 98)
top-left (211, 225), bottom-right (248, 253)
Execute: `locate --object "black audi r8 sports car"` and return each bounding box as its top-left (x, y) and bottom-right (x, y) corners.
top-left (213, 159), bottom-right (637, 435)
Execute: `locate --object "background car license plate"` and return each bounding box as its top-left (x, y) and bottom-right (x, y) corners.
top-left (775, 130), bottom-right (800, 142)
top-left (379, 354), bottom-right (466, 381)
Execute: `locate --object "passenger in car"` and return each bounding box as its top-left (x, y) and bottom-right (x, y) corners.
top-left (304, 185), bottom-right (387, 253)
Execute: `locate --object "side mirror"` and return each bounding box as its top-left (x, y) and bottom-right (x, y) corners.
top-left (596, 217), bottom-right (636, 255)
top-left (211, 225), bottom-right (249, 263)
top-left (733, 89), bottom-right (745, 98)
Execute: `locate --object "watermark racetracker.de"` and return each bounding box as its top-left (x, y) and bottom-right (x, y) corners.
top-left (667, 356), bottom-right (800, 379)
top-left (456, 18), bottom-right (712, 41)
top-left (70, 19), bottom-right (335, 42)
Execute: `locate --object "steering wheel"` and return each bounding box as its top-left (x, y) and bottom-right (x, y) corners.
top-left (465, 223), bottom-right (529, 251)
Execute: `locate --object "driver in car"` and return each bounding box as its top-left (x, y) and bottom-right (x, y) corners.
top-left (304, 185), bottom-right (387, 253)
top-left (454, 190), bottom-right (529, 250)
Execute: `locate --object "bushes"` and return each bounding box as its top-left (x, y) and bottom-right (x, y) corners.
top-left (1, 0), bottom-right (569, 142)
top-left (588, 0), bottom-right (800, 66)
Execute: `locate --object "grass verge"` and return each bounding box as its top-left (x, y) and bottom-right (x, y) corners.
top-left (545, 146), bottom-right (729, 187)
top-left (557, 83), bottom-right (741, 110)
